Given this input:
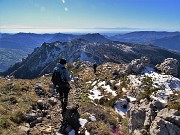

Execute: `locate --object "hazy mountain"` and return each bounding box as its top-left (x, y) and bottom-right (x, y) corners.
top-left (79, 33), bottom-right (111, 43)
top-left (110, 31), bottom-right (180, 51)
top-left (47, 33), bottom-right (78, 43)
top-left (151, 35), bottom-right (180, 51)
top-left (0, 48), bottom-right (31, 72)
top-left (0, 33), bottom-right (56, 71)
top-left (3, 39), bottom-right (180, 79)
top-left (0, 33), bottom-right (55, 49)
top-left (111, 31), bottom-right (180, 42)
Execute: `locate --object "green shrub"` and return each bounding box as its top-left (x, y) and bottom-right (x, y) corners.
top-left (137, 76), bottom-right (159, 102)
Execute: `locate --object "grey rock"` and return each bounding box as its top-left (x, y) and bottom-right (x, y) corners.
top-left (35, 83), bottom-right (46, 96)
top-left (25, 113), bottom-right (37, 122)
top-left (30, 119), bottom-right (38, 128)
top-left (150, 109), bottom-right (180, 135)
top-left (127, 104), bottom-right (146, 133)
top-left (132, 129), bottom-right (148, 135)
top-left (48, 97), bottom-right (57, 106)
top-left (37, 117), bottom-right (43, 123)
top-left (125, 56), bottom-right (150, 74)
top-left (155, 58), bottom-right (179, 76)
top-left (37, 99), bottom-right (48, 110)
top-left (128, 101), bottom-right (180, 135)
top-left (19, 124), bottom-right (30, 134)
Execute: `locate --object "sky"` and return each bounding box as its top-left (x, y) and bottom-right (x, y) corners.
top-left (0, 0), bottom-right (180, 33)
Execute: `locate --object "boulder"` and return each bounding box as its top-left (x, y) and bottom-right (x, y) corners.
top-left (125, 56), bottom-right (150, 74)
top-left (127, 100), bottom-right (180, 135)
top-left (19, 123), bottom-right (30, 134)
top-left (25, 113), bottom-right (37, 122)
top-left (155, 58), bottom-right (179, 76)
top-left (127, 104), bottom-right (146, 133)
top-left (150, 108), bottom-right (180, 135)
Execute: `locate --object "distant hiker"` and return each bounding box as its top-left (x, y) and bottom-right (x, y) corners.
top-left (51, 58), bottom-right (71, 113)
top-left (93, 63), bottom-right (98, 73)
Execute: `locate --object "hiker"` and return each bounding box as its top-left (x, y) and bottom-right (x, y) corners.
top-left (93, 63), bottom-right (98, 73)
top-left (52, 58), bottom-right (71, 113)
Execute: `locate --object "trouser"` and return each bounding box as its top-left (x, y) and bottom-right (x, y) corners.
top-left (57, 85), bottom-right (70, 111)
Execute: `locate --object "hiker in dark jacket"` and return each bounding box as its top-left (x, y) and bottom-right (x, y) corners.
top-left (53, 59), bottom-right (71, 113)
top-left (93, 63), bottom-right (98, 74)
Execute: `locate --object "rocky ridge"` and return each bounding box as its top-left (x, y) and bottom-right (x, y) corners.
top-left (0, 58), bottom-right (180, 135)
top-left (156, 58), bottom-right (179, 76)
top-left (2, 40), bottom-right (180, 79)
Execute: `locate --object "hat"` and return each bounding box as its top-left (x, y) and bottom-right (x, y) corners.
top-left (59, 58), bottom-right (67, 64)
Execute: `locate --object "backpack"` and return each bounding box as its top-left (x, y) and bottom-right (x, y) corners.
top-left (51, 67), bottom-right (68, 86)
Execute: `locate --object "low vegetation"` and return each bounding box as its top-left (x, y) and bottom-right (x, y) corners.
top-left (168, 91), bottom-right (180, 111)
top-left (0, 77), bottom-right (40, 134)
top-left (137, 76), bottom-right (159, 102)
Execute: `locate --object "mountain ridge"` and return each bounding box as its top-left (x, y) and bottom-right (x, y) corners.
top-left (2, 39), bottom-right (180, 79)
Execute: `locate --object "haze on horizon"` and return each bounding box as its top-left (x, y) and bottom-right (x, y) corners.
top-left (0, 0), bottom-right (180, 33)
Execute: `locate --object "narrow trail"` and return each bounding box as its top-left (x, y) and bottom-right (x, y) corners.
top-left (28, 80), bottom-right (80, 135)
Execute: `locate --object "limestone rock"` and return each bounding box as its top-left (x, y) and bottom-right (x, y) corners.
top-left (25, 113), bottom-right (37, 123)
top-left (155, 58), bottom-right (179, 76)
top-left (128, 100), bottom-right (180, 135)
top-left (127, 104), bottom-right (146, 133)
top-left (125, 56), bottom-right (150, 74)
top-left (150, 108), bottom-right (180, 135)
top-left (19, 123), bottom-right (30, 134)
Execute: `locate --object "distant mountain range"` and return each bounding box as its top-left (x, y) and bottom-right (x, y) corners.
top-left (2, 39), bottom-right (180, 79)
top-left (110, 31), bottom-right (180, 51)
top-left (0, 33), bottom-right (110, 72)
top-left (0, 31), bottom-right (180, 72)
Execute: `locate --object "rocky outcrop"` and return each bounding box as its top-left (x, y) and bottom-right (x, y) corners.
top-left (125, 56), bottom-right (150, 74)
top-left (150, 108), bottom-right (180, 135)
top-left (155, 58), bottom-right (179, 76)
top-left (127, 100), bottom-right (180, 135)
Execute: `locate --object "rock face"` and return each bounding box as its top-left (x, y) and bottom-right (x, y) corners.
top-left (150, 108), bottom-right (180, 135)
top-left (156, 58), bottom-right (179, 76)
top-left (127, 100), bottom-right (180, 135)
top-left (125, 56), bottom-right (150, 74)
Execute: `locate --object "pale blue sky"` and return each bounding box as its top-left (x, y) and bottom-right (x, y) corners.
top-left (0, 0), bottom-right (180, 32)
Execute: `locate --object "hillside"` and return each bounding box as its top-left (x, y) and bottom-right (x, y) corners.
top-left (0, 33), bottom-right (55, 72)
top-left (152, 35), bottom-right (180, 51)
top-left (2, 39), bottom-right (180, 79)
top-left (111, 31), bottom-right (180, 51)
top-left (0, 48), bottom-right (30, 72)
top-left (0, 33), bottom-right (111, 72)
top-left (0, 60), bottom-right (179, 135)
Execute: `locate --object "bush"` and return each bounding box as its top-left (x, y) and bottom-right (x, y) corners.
top-left (137, 76), bottom-right (159, 102)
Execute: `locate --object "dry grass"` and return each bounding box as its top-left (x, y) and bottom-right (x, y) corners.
top-left (0, 76), bottom-right (50, 134)
top-left (168, 91), bottom-right (180, 111)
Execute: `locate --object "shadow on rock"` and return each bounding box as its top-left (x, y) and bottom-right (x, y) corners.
top-left (58, 105), bottom-right (81, 135)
